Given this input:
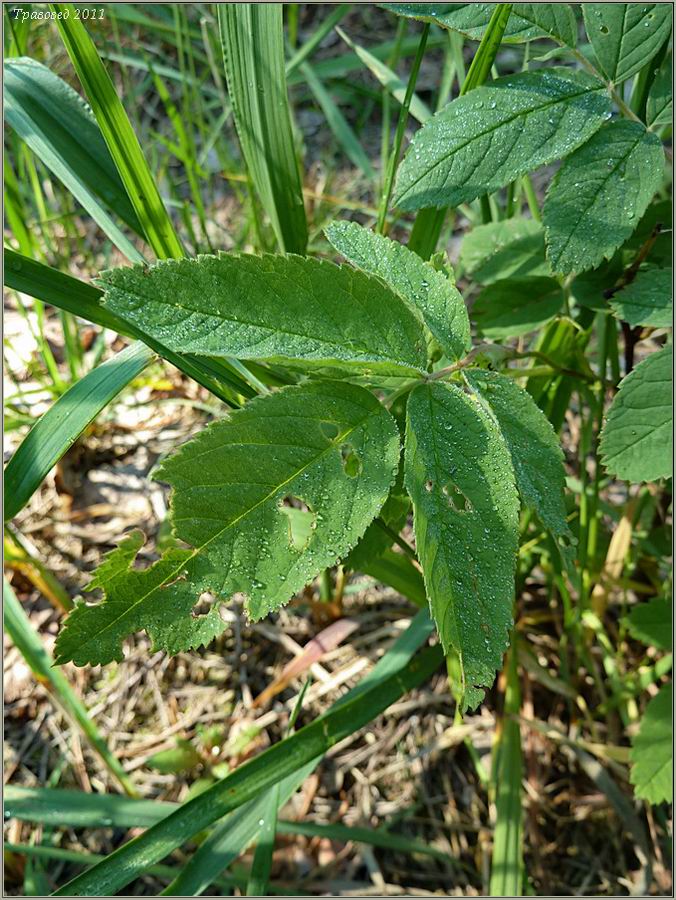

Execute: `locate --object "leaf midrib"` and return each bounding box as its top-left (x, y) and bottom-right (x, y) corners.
top-left (399, 79), bottom-right (605, 199)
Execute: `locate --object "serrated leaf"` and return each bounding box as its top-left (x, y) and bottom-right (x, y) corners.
top-left (55, 381), bottom-right (400, 666)
top-left (98, 254), bottom-right (428, 379)
top-left (582, 4), bottom-right (673, 85)
top-left (460, 218), bottom-right (550, 285)
top-left (325, 220), bottom-right (470, 362)
top-left (625, 597), bottom-right (671, 651)
top-left (380, 4), bottom-right (577, 45)
top-left (609, 266), bottom-right (673, 328)
top-left (647, 52), bottom-right (672, 129)
top-left (405, 382), bottom-right (519, 709)
top-left (465, 370), bottom-right (574, 567)
top-left (600, 346), bottom-right (672, 483)
top-left (394, 69), bottom-right (612, 211)
top-left (473, 276), bottom-right (564, 340)
top-left (544, 119), bottom-right (665, 276)
top-left (630, 682), bottom-right (672, 804)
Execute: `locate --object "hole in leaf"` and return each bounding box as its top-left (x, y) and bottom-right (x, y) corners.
top-left (442, 483), bottom-right (472, 512)
top-left (599, 24), bottom-right (609, 33)
top-left (320, 421), bottom-right (340, 440)
top-left (279, 495), bottom-right (316, 551)
top-left (340, 444), bottom-right (362, 477)
top-left (425, 480), bottom-right (434, 492)
top-left (193, 592), bottom-right (218, 618)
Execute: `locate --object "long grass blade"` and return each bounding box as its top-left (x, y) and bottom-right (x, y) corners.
top-left (489, 645), bottom-right (523, 896)
top-left (4, 58), bottom-right (145, 263)
top-left (4, 342), bottom-right (154, 521)
top-left (219, 3), bottom-right (307, 253)
top-left (51, 3), bottom-right (184, 260)
top-left (3, 579), bottom-right (137, 797)
top-left (52, 643), bottom-right (441, 895)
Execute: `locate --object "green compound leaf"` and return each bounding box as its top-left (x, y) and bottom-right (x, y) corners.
top-left (381, 4), bottom-right (577, 46)
top-left (630, 682), bottom-right (672, 805)
top-left (98, 254), bottom-right (428, 378)
top-left (473, 276), bottom-right (564, 340)
top-left (647, 52), bottom-right (672, 129)
top-left (544, 119), bottom-right (665, 276)
top-left (582, 4), bottom-right (673, 85)
top-left (55, 381), bottom-right (400, 667)
top-left (325, 220), bottom-right (470, 362)
top-left (460, 218), bottom-right (550, 285)
top-left (600, 346), bottom-right (672, 483)
top-left (609, 266), bottom-right (673, 328)
top-left (405, 382), bottom-right (519, 709)
top-left (625, 597), bottom-right (671, 651)
top-left (394, 69), bottom-right (612, 211)
top-left (465, 370), bottom-right (574, 568)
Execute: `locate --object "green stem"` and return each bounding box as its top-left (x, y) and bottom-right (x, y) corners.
top-left (376, 23), bottom-right (430, 234)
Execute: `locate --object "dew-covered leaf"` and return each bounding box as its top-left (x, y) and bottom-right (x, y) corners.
top-left (473, 276), bottom-right (564, 340)
top-left (582, 4), bottom-right (673, 85)
top-left (98, 254), bottom-right (428, 378)
top-left (600, 346), bottom-right (672, 483)
top-left (326, 220), bottom-right (470, 362)
top-left (609, 266), bottom-right (673, 328)
top-left (625, 596), bottom-right (671, 651)
top-left (630, 683), bottom-right (672, 805)
top-left (404, 382), bottom-right (519, 709)
top-left (544, 119), bottom-right (665, 276)
top-left (380, 4), bottom-right (577, 45)
top-left (54, 381), bottom-right (400, 666)
top-left (465, 370), bottom-right (574, 568)
top-left (394, 69), bottom-right (611, 211)
top-left (647, 52), bottom-right (672, 129)
top-left (460, 218), bottom-right (550, 285)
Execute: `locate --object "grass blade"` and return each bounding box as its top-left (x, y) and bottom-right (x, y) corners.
top-left (52, 643), bottom-right (442, 895)
top-left (3, 579), bottom-right (137, 797)
top-left (219, 3), bottom-right (307, 253)
top-left (4, 58), bottom-right (145, 263)
top-left (4, 342), bottom-right (154, 521)
top-left (489, 646), bottom-right (523, 896)
top-left (52, 3), bottom-right (184, 260)
top-left (4, 248), bottom-right (255, 405)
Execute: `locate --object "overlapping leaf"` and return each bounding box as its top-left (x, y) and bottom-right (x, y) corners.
top-left (98, 254), bottom-right (428, 378)
top-left (582, 4), bottom-right (673, 84)
top-left (326, 220), bottom-right (470, 361)
top-left (465, 370), bottom-right (574, 568)
top-left (405, 383), bottom-right (519, 709)
top-left (381, 4), bottom-right (577, 45)
top-left (394, 69), bottom-right (612, 211)
top-left (55, 381), bottom-right (400, 666)
top-left (473, 276), bottom-right (564, 339)
top-left (609, 266), bottom-right (673, 328)
top-left (630, 683), bottom-right (672, 804)
top-left (625, 597), bottom-right (671, 651)
top-left (647, 52), bottom-right (672, 129)
top-left (600, 346), bottom-right (672, 483)
top-left (460, 218), bottom-right (550, 284)
top-left (544, 119), bottom-right (664, 275)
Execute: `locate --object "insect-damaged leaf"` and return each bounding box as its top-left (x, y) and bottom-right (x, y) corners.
top-left (544, 119), bottom-right (664, 275)
top-left (600, 346), bottom-right (672, 483)
top-left (405, 382), bottom-right (519, 709)
top-left (98, 253), bottom-right (428, 378)
top-left (393, 69), bottom-right (611, 211)
top-left (325, 220), bottom-right (470, 362)
top-left (465, 370), bottom-right (574, 568)
top-left (55, 381), bottom-right (400, 666)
